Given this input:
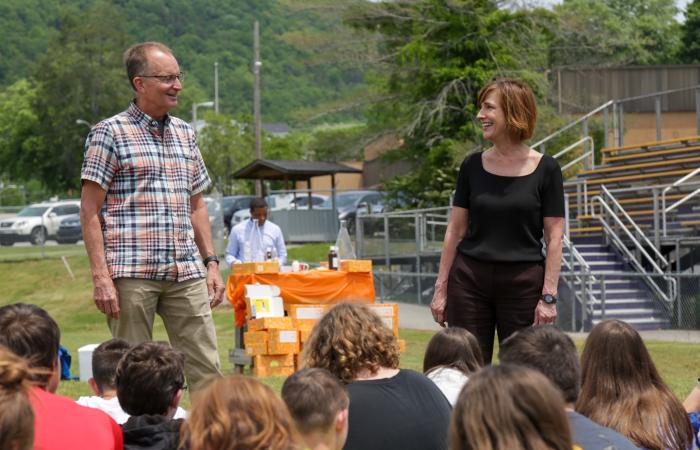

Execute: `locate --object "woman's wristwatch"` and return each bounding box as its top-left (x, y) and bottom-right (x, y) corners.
top-left (540, 293), bottom-right (558, 305)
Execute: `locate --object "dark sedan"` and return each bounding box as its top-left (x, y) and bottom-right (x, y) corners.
top-left (56, 214), bottom-right (82, 244)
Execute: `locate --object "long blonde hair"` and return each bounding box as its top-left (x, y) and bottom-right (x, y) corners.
top-left (0, 345), bottom-right (36, 450)
top-left (576, 320), bottom-right (693, 450)
top-left (182, 375), bottom-right (300, 450)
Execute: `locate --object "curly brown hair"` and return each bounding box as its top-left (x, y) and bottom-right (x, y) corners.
top-left (301, 303), bottom-right (400, 383)
top-left (182, 375), bottom-right (301, 450)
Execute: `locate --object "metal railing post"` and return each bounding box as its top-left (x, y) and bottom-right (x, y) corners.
top-left (383, 215), bottom-right (390, 269)
top-left (600, 274), bottom-right (606, 320)
top-left (414, 215), bottom-right (422, 304)
top-left (603, 106), bottom-right (609, 149)
top-left (696, 87), bottom-right (700, 136)
top-left (652, 189), bottom-right (660, 252)
top-left (356, 215), bottom-right (364, 258)
top-left (582, 119), bottom-right (590, 170)
top-left (655, 96), bottom-right (662, 141)
top-left (618, 103), bottom-right (625, 147)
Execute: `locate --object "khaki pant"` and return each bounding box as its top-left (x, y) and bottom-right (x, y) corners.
top-left (110, 277), bottom-right (221, 390)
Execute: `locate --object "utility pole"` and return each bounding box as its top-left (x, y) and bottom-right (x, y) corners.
top-left (214, 61), bottom-right (219, 114)
top-left (253, 20), bottom-right (263, 196)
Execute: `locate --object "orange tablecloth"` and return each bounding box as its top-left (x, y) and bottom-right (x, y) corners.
top-left (227, 271), bottom-right (375, 327)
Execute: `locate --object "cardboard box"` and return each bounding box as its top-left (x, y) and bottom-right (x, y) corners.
top-left (299, 328), bottom-right (312, 343)
top-left (233, 261), bottom-right (280, 274)
top-left (248, 317), bottom-right (294, 331)
top-left (252, 354), bottom-right (295, 377)
top-left (380, 316), bottom-right (399, 337)
top-left (287, 304), bottom-right (329, 320)
top-left (243, 331), bottom-right (269, 356)
top-left (367, 303), bottom-right (398, 318)
top-left (268, 329), bottom-right (300, 355)
top-left (340, 259), bottom-right (373, 272)
top-left (293, 318), bottom-right (317, 331)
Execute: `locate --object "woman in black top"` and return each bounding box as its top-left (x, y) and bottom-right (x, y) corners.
top-left (430, 78), bottom-right (565, 364)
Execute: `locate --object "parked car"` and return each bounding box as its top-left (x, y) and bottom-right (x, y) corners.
top-left (230, 194), bottom-right (327, 227)
top-left (0, 200), bottom-right (81, 246)
top-left (56, 214), bottom-right (82, 244)
top-left (222, 195), bottom-right (254, 232)
top-left (321, 190), bottom-right (385, 234)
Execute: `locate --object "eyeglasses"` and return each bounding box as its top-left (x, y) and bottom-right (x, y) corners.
top-left (138, 72), bottom-right (185, 84)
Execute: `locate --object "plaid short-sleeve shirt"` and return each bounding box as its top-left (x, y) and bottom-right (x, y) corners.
top-left (81, 101), bottom-right (211, 281)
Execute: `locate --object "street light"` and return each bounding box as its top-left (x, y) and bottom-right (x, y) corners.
top-left (192, 101), bottom-right (215, 130)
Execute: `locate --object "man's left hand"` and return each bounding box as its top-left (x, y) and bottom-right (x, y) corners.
top-left (534, 300), bottom-right (557, 325)
top-left (206, 262), bottom-right (225, 308)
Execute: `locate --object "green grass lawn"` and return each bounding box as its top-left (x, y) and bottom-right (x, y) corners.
top-left (0, 244), bottom-right (698, 407)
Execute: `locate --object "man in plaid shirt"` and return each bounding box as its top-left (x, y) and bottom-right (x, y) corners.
top-left (80, 42), bottom-right (222, 389)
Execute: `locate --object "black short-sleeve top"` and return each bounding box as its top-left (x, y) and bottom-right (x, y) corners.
top-left (452, 151), bottom-right (565, 263)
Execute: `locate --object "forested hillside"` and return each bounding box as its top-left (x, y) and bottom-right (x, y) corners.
top-left (0, 0), bottom-right (363, 123)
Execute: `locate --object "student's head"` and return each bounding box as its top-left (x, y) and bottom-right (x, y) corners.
top-left (282, 368), bottom-right (349, 450)
top-left (477, 78), bottom-right (537, 142)
top-left (301, 303), bottom-right (400, 384)
top-left (576, 319), bottom-right (693, 449)
top-left (116, 341), bottom-right (185, 417)
top-left (450, 364), bottom-right (572, 450)
top-left (498, 325), bottom-right (579, 404)
top-left (0, 303), bottom-right (60, 392)
top-left (184, 375), bottom-right (300, 450)
top-left (250, 197), bottom-right (268, 226)
top-left (0, 345), bottom-right (35, 450)
top-left (89, 338), bottom-right (132, 396)
top-left (423, 327), bottom-right (483, 376)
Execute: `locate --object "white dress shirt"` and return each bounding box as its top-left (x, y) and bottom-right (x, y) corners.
top-left (225, 219), bottom-right (287, 266)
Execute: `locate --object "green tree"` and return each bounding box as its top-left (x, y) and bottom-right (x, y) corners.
top-left (678, 0), bottom-right (700, 63)
top-left (339, 0), bottom-right (552, 206)
top-left (30, 2), bottom-right (132, 193)
top-left (550, 0), bottom-right (680, 68)
top-left (197, 112), bottom-right (255, 195)
top-left (0, 79), bottom-right (41, 183)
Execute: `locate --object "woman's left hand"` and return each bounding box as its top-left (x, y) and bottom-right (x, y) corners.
top-left (534, 300), bottom-right (557, 325)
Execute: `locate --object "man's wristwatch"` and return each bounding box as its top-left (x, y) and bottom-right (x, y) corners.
top-left (203, 255), bottom-right (219, 267)
top-left (540, 293), bottom-right (557, 305)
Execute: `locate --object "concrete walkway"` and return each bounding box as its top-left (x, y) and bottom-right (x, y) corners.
top-left (396, 302), bottom-right (700, 343)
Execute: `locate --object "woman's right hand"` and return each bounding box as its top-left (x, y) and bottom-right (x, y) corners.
top-left (430, 283), bottom-right (448, 327)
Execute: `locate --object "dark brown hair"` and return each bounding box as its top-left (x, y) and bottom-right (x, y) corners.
top-left (183, 375), bottom-right (301, 450)
top-left (301, 303), bottom-right (400, 383)
top-left (116, 341), bottom-right (185, 416)
top-left (423, 327), bottom-right (483, 376)
top-left (0, 345), bottom-right (36, 450)
top-left (478, 78), bottom-right (537, 141)
top-left (92, 338), bottom-right (131, 393)
top-left (498, 325), bottom-right (580, 404)
top-left (576, 320), bottom-right (693, 450)
top-left (0, 303), bottom-right (60, 380)
top-left (450, 364), bottom-right (572, 450)
top-left (282, 368), bottom-right (349, 434)
top-left (123, 42), bottom-right (174, 90)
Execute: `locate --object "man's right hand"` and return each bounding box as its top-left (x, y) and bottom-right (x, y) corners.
top-left (430, 283), bottom-right (448, 327)
top-left (93, 275), bottom-right (120, 319)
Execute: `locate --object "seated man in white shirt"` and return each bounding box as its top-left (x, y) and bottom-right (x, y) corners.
top-left (225, 197), bottom-right (287, 266)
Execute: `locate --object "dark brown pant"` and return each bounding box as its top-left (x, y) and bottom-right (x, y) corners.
top-left (446, 253), bottom-right (544, 364)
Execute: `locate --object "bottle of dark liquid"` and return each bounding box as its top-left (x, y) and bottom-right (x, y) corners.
top-left (265, 247), bottom-right (273, 261)
top-left (328, 245), bottom-right (339, 270)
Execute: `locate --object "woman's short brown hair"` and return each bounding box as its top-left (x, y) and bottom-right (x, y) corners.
top-left (450, 364), bottom-right (572, 450)
top-left (423, 327), bottom-right (483, 376)
top-left (183, 375), bottom-right (300, 450)
top-left (478, 78), bottom-right (537, 141)
top-left (301, 303), bottom-right (400, 384)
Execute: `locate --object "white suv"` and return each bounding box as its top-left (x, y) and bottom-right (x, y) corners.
top-left (0, 201), bottom-right (81, 246)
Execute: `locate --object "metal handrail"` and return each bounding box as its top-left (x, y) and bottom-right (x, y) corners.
top-left (554, 136), bottom-right (595, 172)
top-left (532, 100), bottom-right (613, 151)
top-left (591, 195), bottom-right (676, 306)
top-left (600, 186), bottom-right (669, 267)
top-left (616, 84), bottom-right (700, 104)
top-left (662, 166), bottom-right (700, 236)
